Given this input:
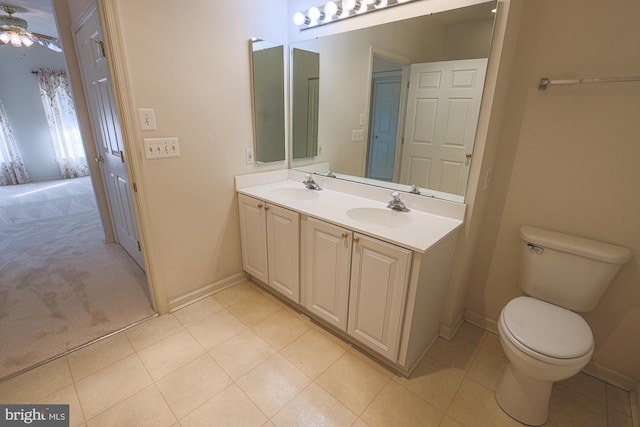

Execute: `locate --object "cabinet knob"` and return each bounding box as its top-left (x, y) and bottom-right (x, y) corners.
top-left (341, 233), bottom-right (349, 240)
top-left (264, 206), bottom-right (269, 211)
top-left (353, 237), bottom-right (360, 244)
top-left (257, 203), bottom-right (264, 209)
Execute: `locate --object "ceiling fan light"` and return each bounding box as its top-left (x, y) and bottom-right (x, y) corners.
top-left (21, 34), bottom-right (33, 47)
top-left (10, 32), bottom-right (21, 46)
top-left (0, 32), bottom-right (11, 44)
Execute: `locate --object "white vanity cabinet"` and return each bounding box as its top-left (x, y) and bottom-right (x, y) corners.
top-left (348, 233), bottom-right (412, 361)
top-left (238, 194), bottom-right (300, 303)
top-left (302, 217), bottom-right (413, 362)
top-left (302, 216), bottom-right (352, 330)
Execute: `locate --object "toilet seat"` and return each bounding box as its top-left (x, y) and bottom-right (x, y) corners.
top-left (501, 296), bottom-right (593, 361)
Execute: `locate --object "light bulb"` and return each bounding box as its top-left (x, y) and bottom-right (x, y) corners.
top-left (21, 35), bottom-right (33, 47)
top-left (293, 11), bottom-right (309, 26)
top-left (308, 6), bottom-right (324, 21)
top-left (342, 0), bottom-right (357, 11)
top-left (324, 1), bottom-right (342, 18)
top-left (10, 32), bottom-right (21, 47)
top-left (374, 0), bottom-right (387, 8)
top-left (0, 32), bottom-right (11, 44)
top-left (355, 1), bottom-right (368, 13)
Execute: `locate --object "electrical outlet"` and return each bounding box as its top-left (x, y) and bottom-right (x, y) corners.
top-left (137, 108), bottom-right (157, 131)
top-left (317, 144), bottom-right (323, 155)
top-left (359, 113), bottom-right (366, 126)
top-left (245, 148), bottom-right (254, 164)
top-left (352, 129), bottom-right (364, 142)
top-left (144, 137), bottom-right (180, 159)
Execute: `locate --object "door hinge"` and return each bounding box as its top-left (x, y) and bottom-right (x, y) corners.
top-left (407, 80), bottom-right (410, 88)
top-left (119, 150), bottom-right (125, 162)
top-left (137, 241), bottom-right (141, 251)
top-left (132, 182), bottom-right (138, 192)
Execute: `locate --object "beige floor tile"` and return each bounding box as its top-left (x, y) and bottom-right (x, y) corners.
top-left (137, 329), bottom-right (205, 381)
top-left (210, 329), bottom-right (276, 380)
top-left (75, 354), bottom-right (152, 420)
top-left (316, 352), bottom-right (390, 415)
top-left (173, 297), bottom-right (224, 327)
top-left (361, 381), bottom-right (444, 427)
top-left (36, 384), bottom-right (85, 427)
top-left (455, 322), bottom-right (487, 345)
top-left (559, 372), bottom-right (607, 404)
top-left (446, 379), bottom-right (520, 427)
top-left (212, 282), bottom-right (258, 307)
top-left (348, 347), bottom-right (395, 378)
top-left (156, 354), bottom-right (232, 419)
top-left (427, 337), bottom-right (480, 374)
top-left (606, 384), bottom-right (632, 417)
top-left (67, 333), bottom-right (134, 381)
top-left (125, 314), bottom-right (184, 351)
top-left (481, 332), bottom-right (505, 357)
top-left (272, 382), bottom-right (357, 427)
top-left (227, 294), bottom-right (283, 327)
top-left (236, 353), bottom-right (311, 417)
top-left (352, 418), bottom-right (371, 427)
top-left (180, 384), bottom-right (267, 427)
top-left (251, 310), bottom-right (311, 350)
top-left (393, 356), bottom-right (464, 413)
top-left (0, 357), bottom-right (72, 404)
top-left (439, 416), bottom-right (464, 427)
top-left (280, 329), bottom-right (347, 378)
top-left (466, 348), bottom-right (509, 391)
top-left (547, 384), bottom-right (607, 427)
top-left (608, 409), bottom-right (633, 427)
top-left (86, 385), bottom-right (176, 427)
top-left (187, 309), bottom-right (247, 351)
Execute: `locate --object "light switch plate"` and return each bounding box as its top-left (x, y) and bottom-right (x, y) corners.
top-left (138, 108), bottom-right (157, 131)
top-left (144, 137), bottom-right (180, 159)
top-left (352, 129), bottom-right (364, 142)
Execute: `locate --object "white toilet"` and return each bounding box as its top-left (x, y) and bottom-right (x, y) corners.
top-left (496, 225), bottom-right (632, 426)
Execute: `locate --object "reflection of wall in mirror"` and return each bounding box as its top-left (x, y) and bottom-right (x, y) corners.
top-left (291, 14), bottom-right (494, 188)
top-left (292, 48), bottom-right (320, 159)
top-left (252, 45), bottom-right (285, 163)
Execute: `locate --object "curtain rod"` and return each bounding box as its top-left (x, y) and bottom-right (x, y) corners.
top-left (538, 75), bottom-right (640, 91)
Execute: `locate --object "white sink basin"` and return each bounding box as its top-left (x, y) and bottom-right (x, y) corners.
top-left (269, 187), bottom-right (321, 200)
top-left (346, 207), bottom-right (413, 228)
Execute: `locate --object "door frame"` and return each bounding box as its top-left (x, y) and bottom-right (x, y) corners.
top-left (364, 46), bottom-right (411, 182)
top-left (53, 0), bottom-right (164, 313)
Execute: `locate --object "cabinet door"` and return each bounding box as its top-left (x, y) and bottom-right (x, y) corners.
top-left (238, 194), bottom-right (269, 284)
top-left (303, 217), bottom-right (351, 330)
top-left (266, 204), bottom-right (300, 303)
top-left (348, 233), bottom-right (412, 361)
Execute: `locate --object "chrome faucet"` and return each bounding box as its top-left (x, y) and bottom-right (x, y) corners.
top-left (302, 174), bottom-right (322, 190)
top-left (387, 191), bottom-right (410, 212)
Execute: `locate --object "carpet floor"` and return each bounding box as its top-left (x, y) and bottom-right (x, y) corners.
top-left (0, 177), bottom-right (155, 380)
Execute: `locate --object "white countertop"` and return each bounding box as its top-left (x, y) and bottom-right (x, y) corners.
top-left (235, 171), bottom-right (465, 253)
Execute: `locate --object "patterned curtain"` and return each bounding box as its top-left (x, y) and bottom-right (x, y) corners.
top-left (37, 69), bottom-right (89, 179)
top-left (0, 96), bottom-right (30, 186)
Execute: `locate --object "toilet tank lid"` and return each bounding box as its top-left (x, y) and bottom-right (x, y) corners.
top-left (520, 226), bottom-right (632, 264)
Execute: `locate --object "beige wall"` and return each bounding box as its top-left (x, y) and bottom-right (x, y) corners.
top-left (466, 0), bottom-right (640, 381)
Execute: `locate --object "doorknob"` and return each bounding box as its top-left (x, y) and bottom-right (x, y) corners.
top-left (95, 156), bottom-right (105, 164)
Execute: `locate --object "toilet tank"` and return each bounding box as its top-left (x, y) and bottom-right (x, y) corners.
top-left (518, 226), bottom-right (632, 312)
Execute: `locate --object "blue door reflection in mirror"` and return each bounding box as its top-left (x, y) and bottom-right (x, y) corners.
top-left (292, 48), bottom-right (320, 160)
top-left (250, 39), bottom-right (285, 163)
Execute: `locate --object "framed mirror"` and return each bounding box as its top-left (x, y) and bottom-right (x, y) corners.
top-left (250, 38), bottom-right (285, 163)
top-left (290, 1), bottom-right (497, 201)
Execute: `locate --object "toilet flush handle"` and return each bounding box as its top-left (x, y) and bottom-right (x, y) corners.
top-left (526, 243), bottom-right (544, 254)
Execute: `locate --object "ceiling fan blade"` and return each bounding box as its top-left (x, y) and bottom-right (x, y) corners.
top-left (31, 31), bottom-right (62, 52)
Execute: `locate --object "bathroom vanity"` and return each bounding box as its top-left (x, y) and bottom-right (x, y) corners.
top-left (236, 169), bottom-right (465, 375)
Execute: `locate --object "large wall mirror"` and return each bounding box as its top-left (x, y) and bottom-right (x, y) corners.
top-left (290, 1), bottom-right (496, 202)
top-left (250, 38), bottom-right (285, 163)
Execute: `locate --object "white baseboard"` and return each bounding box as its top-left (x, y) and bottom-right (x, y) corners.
top-left (631, 382), bottom-right (639, 427)
top-left (168, 272), bottom-right (247, 312)
top-left (440, 310), bottom-right (465, 340)
top-left (462, 309), bottom-right (637, 392)
top-left (463, 309), bottom-right (498, 335)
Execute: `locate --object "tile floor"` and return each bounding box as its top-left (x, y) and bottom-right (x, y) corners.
top-left (0, 281), bottom-right (634, 427)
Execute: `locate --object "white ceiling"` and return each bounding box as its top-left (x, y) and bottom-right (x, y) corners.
top-left (1, 0), bottom-right (58, 38)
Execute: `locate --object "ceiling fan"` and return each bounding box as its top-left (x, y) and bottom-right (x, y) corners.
top-left (0, 4), bottom-right (61, 52)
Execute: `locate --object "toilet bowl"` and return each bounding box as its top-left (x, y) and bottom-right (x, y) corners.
top-left (494, 226), bottom-right (630, 426)
top-left (496, 297), bottom-right (594, 425)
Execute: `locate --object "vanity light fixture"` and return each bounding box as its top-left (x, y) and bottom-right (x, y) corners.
top-left (293, 0), bottom-right (418, 29)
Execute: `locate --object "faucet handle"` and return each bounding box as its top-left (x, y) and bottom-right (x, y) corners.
top-left (390, 191), bottom-right (400, 201)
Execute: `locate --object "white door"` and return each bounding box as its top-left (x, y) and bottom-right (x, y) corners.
top-left (348, 234), bottom-right (411, 361)
top-left (400, 59), bottom-right (488, 195)
top-left (238, 195), bottom-right (269, 284)
top-left (74, 8), bottom-right (144, 267)
top-left (266, 204), bottom-right (300, 303)
top-left (367, 75), bottom-right (402, 181)
top-left (303, 217), bottom-right (351, 330)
